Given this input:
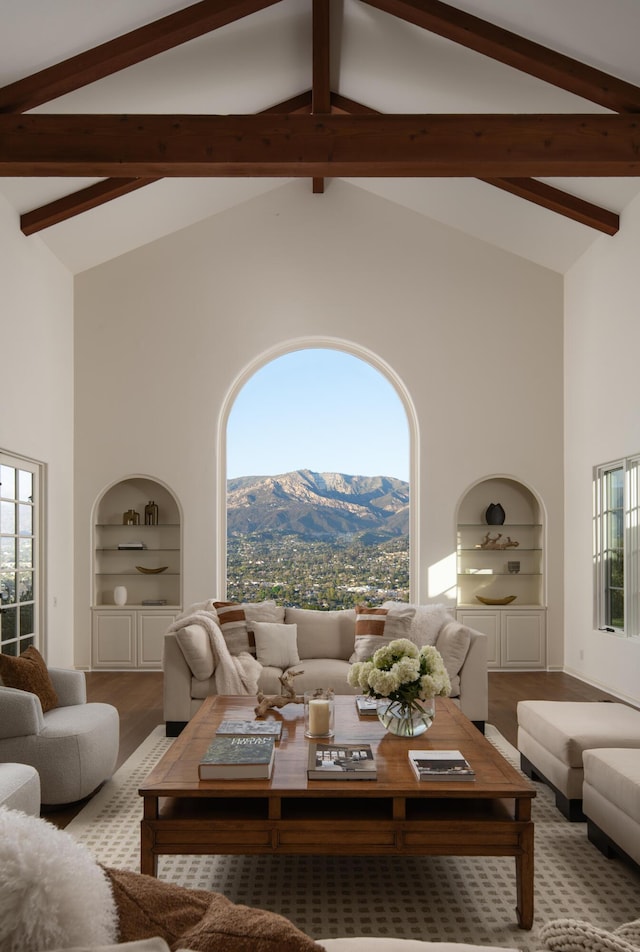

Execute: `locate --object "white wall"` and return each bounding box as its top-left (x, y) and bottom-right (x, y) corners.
top-left (0, 194), bottom-right (75, 667)
top-left (564, 194), bottom-right (640, 706)
top-left (74, 179), bottom-right (564, 669)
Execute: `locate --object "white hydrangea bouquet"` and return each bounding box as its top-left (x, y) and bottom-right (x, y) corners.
top-left (348, 638), bottom-right (451, 736)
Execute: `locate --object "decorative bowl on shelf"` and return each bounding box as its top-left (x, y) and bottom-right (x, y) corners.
top-left (135, 565), bottom-right (168, 574)
top-left (476, 594), bottom-right (517, 605)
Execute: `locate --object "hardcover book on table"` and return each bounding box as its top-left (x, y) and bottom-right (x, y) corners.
top-left (307, 742), bottom-right (377, 780)
top-left (199, 735), bottom-right (276, 779)
top-left (408, 749), bottom-right (476, 781)
top-left (216, 719), bottom-right (282, 739)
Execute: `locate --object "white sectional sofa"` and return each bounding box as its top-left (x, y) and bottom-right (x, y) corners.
top-left (163, 600), bottom-right (488, 735)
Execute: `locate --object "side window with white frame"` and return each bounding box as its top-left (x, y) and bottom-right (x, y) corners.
top-left (0, 452), bottom-right (41, 656)
top-left (594, 454), bottom-right (640, 637)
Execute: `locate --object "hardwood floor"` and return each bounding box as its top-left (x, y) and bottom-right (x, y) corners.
top-left (42, 669), bottom-right (622, 828)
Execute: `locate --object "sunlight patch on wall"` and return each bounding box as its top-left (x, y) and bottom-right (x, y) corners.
top-left (428, 552), bottom-right (456, 600)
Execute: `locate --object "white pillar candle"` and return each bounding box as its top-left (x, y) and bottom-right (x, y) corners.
top-left (308, 698), bottom-right (331, 735)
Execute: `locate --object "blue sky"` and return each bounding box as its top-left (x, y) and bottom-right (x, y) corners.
top-left (227, 349), bottom-right (410, 482)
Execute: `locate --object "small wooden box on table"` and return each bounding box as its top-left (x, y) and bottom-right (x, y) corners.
top-left (139, 695), bottom-right (535, 929)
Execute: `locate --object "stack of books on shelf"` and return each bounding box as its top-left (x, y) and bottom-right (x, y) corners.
top-left (307, 742), bottom-right (377, 780)
top-left (408, 749), bottom-right (476, 781)
top-left (198, 719), bottom-right (282, 780)
top-left (117, 542), bottom-right (146, 550)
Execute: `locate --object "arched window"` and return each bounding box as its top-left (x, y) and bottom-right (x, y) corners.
top-left (225, 347), bottom-right (410, 609)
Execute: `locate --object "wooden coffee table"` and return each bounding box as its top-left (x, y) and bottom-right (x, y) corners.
top-left (140, 695), bottom-right (535, 928)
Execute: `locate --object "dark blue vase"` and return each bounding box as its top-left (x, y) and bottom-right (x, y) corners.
top-left (485, 503), bottom-right (505, 525)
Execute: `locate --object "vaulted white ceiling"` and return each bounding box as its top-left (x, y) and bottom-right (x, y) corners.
top-left (2, 0), bottom-right (640, 274)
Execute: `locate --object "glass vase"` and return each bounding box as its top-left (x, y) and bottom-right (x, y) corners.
top-left (377, 698), bottom-right (435, 737)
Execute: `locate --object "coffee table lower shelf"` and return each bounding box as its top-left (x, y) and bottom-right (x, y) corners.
top-left (141, 793), bottom-right (534, 929)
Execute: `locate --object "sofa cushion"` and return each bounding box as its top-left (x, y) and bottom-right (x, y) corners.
top-left (106, 866), bottom-right (322, 952)
top-left (435, 620), bottom-right (471, 696)
top-left (287, 659), bottom-right (357, 696)
top-left (175, 624), bottom-right (215, 681)
top-left (0, 645), bottom-right (59, 712)
top-left (253, 622), bottom-right (300, 669)
top-left (243, 600), bottom-right (286, 628)
top-left (350, 604), bottom-right (415, 662)
top-left (285, 607), bottom-right (356, 661)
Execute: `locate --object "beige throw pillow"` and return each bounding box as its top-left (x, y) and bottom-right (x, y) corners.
top-left (174, 624), bottom-right (215, 681)
top-left (252, 622), bottom-right (300, 669)
top-left (435, 620), bottom-right (472, 696)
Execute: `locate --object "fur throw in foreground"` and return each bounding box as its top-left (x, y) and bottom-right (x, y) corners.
top-left (105, 866), bottom-right (322, 952)
top-left (0, 806), bottom-right (118, 952)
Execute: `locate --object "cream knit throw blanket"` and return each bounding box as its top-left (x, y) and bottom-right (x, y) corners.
top-left (169, 610), bottom-right (262, 696)
top-left (540, 919), bottom-right (640, 952)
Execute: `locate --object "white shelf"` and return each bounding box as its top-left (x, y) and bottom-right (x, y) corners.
top-left (92, 476), bottom-right (182, 668)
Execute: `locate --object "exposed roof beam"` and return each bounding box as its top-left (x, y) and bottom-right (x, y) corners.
top-left (3, 113), bottom-right (640, 178)
top-left (332, 93), bottom-right (621, 235)
top-left (21, 94), bottom-right (620, 238)
top-left (19, 93), bottom-right (314, 236)
top-left (480, 177), bottom-right (619, 235)
top-left (362, 0), bottom-right (640, 113)
top-left (0, 0), bottom-right (281, 114)
top-left (20, 177), bottom-right (159, 236)
top-left (312, 0), bottom-right (331, 193)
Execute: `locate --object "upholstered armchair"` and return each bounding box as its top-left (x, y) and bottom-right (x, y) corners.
top-left (0, 666), bottom-right (119, 806)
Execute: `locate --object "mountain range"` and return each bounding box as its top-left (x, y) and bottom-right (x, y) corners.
top-left (227, 469), bottom-right (409, 543)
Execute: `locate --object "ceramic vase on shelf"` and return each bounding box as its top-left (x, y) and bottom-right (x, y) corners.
top-left (113, 585), bottom-right (127, 606)
top-left (376, 698), bottom-right (435, 737)
top-left (485, 502), bottom-right (506, 525)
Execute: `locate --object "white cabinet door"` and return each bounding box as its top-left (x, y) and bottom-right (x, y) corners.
top-left (92, 611), bottom-right (136, 668)
top-left (457, 610), bottom-right (500, 667)
top-left (501, 610), bottom-right (546, 668)
top-left (138, 611), bottom-right (176, 668)
top-left (457, 607), bottom-right (546, 669)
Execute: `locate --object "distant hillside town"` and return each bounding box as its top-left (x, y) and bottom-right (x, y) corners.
top-left (226, 470), bottom-right (409, 608)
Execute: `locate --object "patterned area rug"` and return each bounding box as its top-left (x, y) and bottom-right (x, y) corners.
top-left (66, 725), bottom-right (640, 949)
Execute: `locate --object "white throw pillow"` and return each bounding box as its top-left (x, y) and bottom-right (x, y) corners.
top-left (175, 623), bottom-right (215, 680)
top-left (0, 807), bottom-right (118, 952)
top-left (252, 622), bottom-right (300, 669)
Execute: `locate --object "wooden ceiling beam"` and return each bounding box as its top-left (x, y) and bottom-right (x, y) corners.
top-left (362, 0), bottom-right (640, 113)
top-left (480, 177), bottom-right (619, 235)
top-left (0, 0), bottom-right (281, 114)
top-left (3, 113), bottom-right (640, 178)
top-left (20, 177), bottom-right (159, 236)
top-left (332, 92), bottom-right (621, 235)
top-left (312, 0), bottom-right (332, 194)
top-left (18, 93), bottom-right (314, 236)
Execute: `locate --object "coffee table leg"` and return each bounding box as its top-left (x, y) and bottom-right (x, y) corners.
top-left (515, 820), bottom-right (534, 929)
top-left (141, 797), bottom-right (158, 877)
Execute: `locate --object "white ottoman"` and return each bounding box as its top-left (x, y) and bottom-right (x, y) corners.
top-left (516, 700), bottom-right (640, 820)
top-left (583, 747), bottom-right (640, 868)
top-left (0, 762), bottom-right (40, 815)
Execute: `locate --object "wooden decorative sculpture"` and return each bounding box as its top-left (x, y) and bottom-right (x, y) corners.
top-left (477, 532), bottom-right (520, 550)
top-left (255, 669), bottom-right (304, 718)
